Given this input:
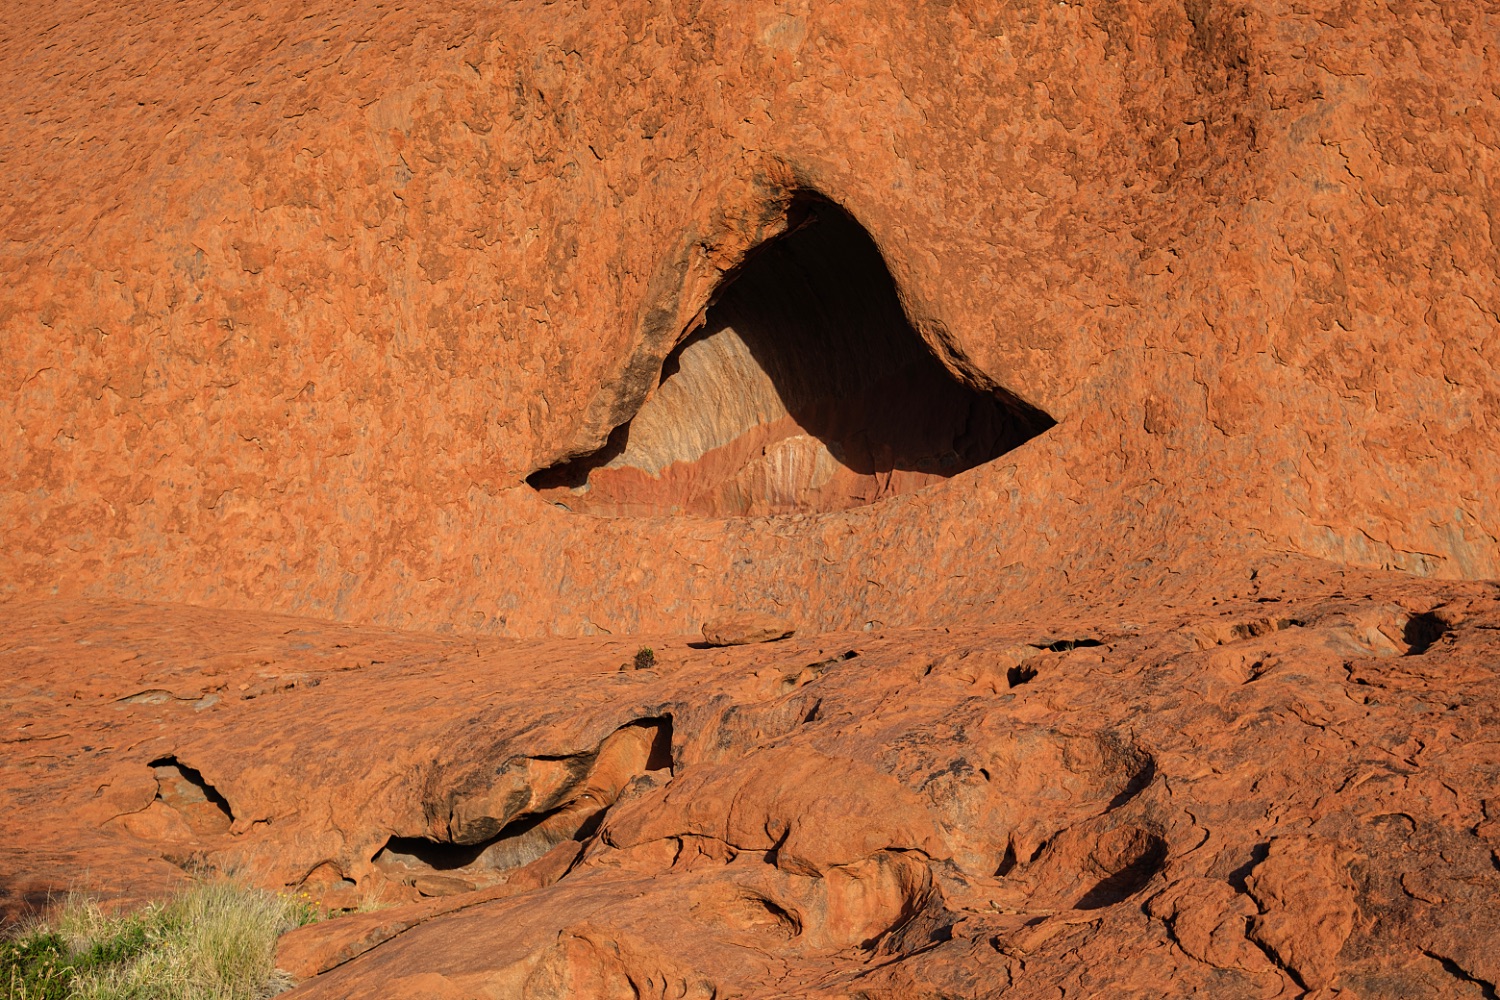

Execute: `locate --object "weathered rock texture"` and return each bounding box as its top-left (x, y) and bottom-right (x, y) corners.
top-left (3, 3), bottom-right (1500, 996)
top-left (2, 564), bottom-right (1498, 996)
top-left (3, 1), bottom-right (1498, 635)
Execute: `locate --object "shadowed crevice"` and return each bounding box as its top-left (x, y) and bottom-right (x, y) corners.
top-left (529, 196), bottom-right (1054, 517)
top-left (1403, 612), bottom-right (1449, 655)
top-left (1074, 831), bottom-right (1168, 910)
top-left (147, 756), bottom-right (234, 835)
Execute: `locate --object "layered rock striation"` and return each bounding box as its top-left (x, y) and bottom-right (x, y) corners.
top-left (529, 199), bottom-right (1053, 517)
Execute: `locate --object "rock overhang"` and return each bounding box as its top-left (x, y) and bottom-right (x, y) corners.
top-left (527, 192), bottom-right (1057, 518)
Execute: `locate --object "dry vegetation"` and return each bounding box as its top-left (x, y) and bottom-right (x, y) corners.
top-left (2, 878), bottom-right (315, 1000)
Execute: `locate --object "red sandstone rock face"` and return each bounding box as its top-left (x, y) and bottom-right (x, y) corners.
top-left (2, 564), bottom-right (1499, 996)
top-left (2, 1), bottom-right (1498, 635)
top-left (3, 3), bottom-right (1499, 997)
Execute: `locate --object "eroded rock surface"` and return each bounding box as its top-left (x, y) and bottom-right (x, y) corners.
top-left (3, 562), bottom-right (1498, 997)
top-left (2, 1), bottom-right (1498, 996)
top-left (2, 1), bottom-right (1497, 635)
top-left (700, 613), bottom-right (796, 647)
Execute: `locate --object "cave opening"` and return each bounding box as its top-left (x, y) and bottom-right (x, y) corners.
top-left (528, 196), bottom-right (1054, 517)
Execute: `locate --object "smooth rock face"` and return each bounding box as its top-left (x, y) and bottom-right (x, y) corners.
top-left (1, 564), bottom-right (1498, 997)
top-left (2, 1), bottom-right (1497, 636)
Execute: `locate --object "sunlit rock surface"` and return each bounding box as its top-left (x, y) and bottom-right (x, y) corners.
top-left (2, 1), bottom-right (1498, 996)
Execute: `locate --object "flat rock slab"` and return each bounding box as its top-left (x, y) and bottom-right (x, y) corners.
top-left (700, 613), bottom-right (795, 646)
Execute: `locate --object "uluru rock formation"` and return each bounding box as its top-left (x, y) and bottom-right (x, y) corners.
top-left (2, 0), bottom-right (1499, 996)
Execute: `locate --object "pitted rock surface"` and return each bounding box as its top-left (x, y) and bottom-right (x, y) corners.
top-left (2, 1), bottom-right (1498, 636)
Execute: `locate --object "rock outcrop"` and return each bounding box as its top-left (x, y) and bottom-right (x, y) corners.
top-left (2, 562), bottom-right (1498, 996)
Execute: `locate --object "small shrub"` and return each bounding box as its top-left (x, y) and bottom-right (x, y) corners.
top-left (633, 647), bottom-right (656, 670)
top-left (1, 931), bottom-right (72, 1000)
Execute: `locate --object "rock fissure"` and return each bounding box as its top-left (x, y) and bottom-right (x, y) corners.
top-left (1423, 950), bottom-right (1500, 999)
top-left (147, 757), bottom-right (234, 836)
top-left (387, 718), bottom-right (675, 895)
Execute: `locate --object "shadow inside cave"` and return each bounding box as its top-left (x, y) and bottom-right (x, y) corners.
top-left (529, 196), bottom-right (1054, 517)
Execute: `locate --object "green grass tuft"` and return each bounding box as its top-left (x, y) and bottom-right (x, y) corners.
top-left (0, 931), bottom-right (72, 1000)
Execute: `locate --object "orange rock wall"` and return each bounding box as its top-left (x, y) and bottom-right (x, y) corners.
top-left (3, 0), bottom-right (1497, 635)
